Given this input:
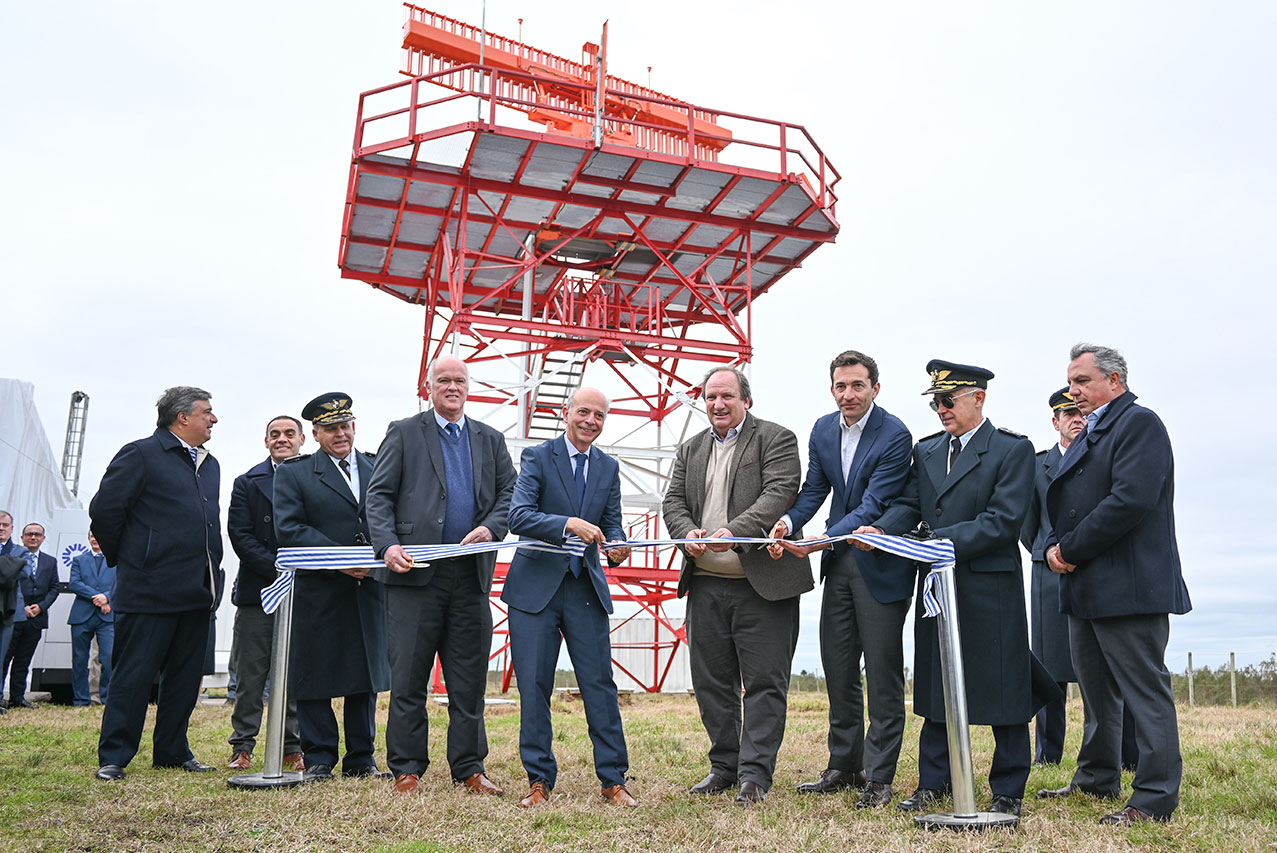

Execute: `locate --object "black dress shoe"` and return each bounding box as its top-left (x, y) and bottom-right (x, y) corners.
top-left (896, 787), bottom-right (945, 812)
top-left (96, 764), bottom-right (126, 781)
top-left (1037, 782), bottom-right (1120, 800)
top-left (180, 759), bottom-right (215, 772)
top-left (990, 795), bottom-right (1022, 817)
top-left (689, 772), bottom-right (736, 795)
top-left (796, 768), bottom-right (867, 794)
top-left (303, 764), bottom-right (334, 782)
top-left (735, 780), bottom-right (767, 806)
top-left (343, 765), bottom-right (393, 779)
top-left (11, 699), bottom-right (36, 709)
top-left (856, 780), bottom-right (893, 809)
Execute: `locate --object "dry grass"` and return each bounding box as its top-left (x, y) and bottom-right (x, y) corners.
top-left (1, 692), bottom-right (1275, 851)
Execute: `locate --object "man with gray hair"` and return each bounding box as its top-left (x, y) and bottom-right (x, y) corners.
top-left (663, 367), bottom-right (812, 805)
top-left (89, 386), bottom-right (223, 781)
top-left (1037, 344), bottom-right (1191, 825)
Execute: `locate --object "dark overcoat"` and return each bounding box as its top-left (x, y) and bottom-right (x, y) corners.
top-left (1046, 391), bottom-right (1191, 619)
top-left (273, 451), bottom-right (390, 701)
top-left (227, 458), bottom-right (279, 608)
top-left (1020, 444), bottom-right (1075, 681)
top-left (876, 419), bottom-right (1036, 725)
top-left (89, 428), bottom-right (221, 614)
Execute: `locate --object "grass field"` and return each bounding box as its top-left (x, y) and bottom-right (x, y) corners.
top-left (1, 691), bottom-right (1274, 851)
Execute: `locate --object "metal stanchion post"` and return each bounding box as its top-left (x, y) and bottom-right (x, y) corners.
top-left (229, 576), bottom-right (305, 789)
top-left (915, 562), bottom-right (1018, 831)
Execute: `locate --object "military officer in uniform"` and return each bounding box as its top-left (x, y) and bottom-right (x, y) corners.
top-left (273, 393), bottom-right (390, 782)
top-left (857, 360), bottom-right (1037, 818)
top-left (1020, 388), bottom-right (1084, 764)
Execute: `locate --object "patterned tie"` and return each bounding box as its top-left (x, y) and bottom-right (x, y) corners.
top-left (188, 446), bottom-right (199, 467)
top-left (26, 551), bottom-right (36, 578)
top-left (948, 436), bottom-right (962, 472)
top-left (339, 458), bottom-right (351, 480)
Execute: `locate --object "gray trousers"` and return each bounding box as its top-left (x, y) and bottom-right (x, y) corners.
top-left (228, 605), bottom-right (300, 754)
top-left (820, 549), bottom-right (910, 783)
top-left (1069, 613), bottom-right (1181, 818)
top-left (687, 574), bottom-right (799, 791)
top-left (385, 557), bottom-right (492, 780)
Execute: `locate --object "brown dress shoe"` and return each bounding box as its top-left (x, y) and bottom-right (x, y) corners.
top-left (518, 780), bottom-right (551, 808)
top-left (393, 773), bottom-right (422, 794)
top-left (226, 751), bottom-right (252, 770)
top-left (601, 784), bottom-right (638, 807)
top-left (462, 772), bottom-right (503, 796)
top-left (283, 752), bottom-right (306, 771)
top-left (1100, 805), bottom-right (1166, 826)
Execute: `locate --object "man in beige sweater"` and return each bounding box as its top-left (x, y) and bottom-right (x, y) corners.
top-left (663, 367), bottom-right (813, 805)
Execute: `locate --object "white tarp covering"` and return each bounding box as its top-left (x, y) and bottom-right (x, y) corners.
top-left (0, 378), bottom-right (80, 523)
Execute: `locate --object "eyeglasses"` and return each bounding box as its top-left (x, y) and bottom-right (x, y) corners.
top-left (930, 390), bottom-right (978, 412)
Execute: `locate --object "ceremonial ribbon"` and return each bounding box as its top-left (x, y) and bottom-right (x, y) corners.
top-left (260, 532), bottom-right (954, 616)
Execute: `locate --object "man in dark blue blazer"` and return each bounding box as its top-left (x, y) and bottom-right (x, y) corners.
top-left (274, 393), bottom-right (390, 782)
top-left (1038, 344), bottom-right (1191, 826)
top-left (770, 350), bottom-right (913, 807)
top-left (225, 415), bottom-right (306, 772)
top-left (367, 357), bottom-right (517, 796)
top-left (2, 522), bottom-right (59, 709)
top-left (89, 386), bottom-right (223, 780)
top-left (867, 360), bottom-right (1037, 818)
top-left (504, 387), bottom-right (636, 809)
top-left (0, 511), bottom-right (19, 709)
top-left (67, 532), bottom-right (116, 706)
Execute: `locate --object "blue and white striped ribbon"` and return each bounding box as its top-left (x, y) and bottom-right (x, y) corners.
top-left (260, 532), bottom-right (954, 616)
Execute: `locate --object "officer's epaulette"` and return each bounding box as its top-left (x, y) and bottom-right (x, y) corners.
top-left (1035, 447), bottom-right (1049, 457)
top-left (997, 426), bottom-right (1027, 439)
top-left (919, 430), bottom-right (947, 442)
top-left (360, 450), bottom-right (376, 460)
top-left (281, 453), bottom-right (311, 464)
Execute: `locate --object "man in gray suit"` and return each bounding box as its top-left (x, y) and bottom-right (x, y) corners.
top-left (663, 367), bottom-right (812, 806)
top-left (366, 356), bottom-right (517, 796)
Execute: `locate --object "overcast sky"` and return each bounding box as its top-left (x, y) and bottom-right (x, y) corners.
top-left (4, 1), bottom-right (1274, 672)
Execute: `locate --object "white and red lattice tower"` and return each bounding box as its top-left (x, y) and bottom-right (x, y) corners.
top-left (338, 5), bottom-right (841, 691)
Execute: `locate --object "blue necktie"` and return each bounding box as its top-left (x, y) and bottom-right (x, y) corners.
top-left (95, 553), bottom-right (105, 573)
top-left (569, 452), bottom-right (587, 578)
top-left (188, 446), bottom-right (199, 467)
top-left (573, 451), bottom-right (587, 512)
top-left (446, 422), bottom-right (459, 440)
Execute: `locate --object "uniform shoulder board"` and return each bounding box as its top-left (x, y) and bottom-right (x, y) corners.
top-left (361, 450), bottom-right (377, 461)
top-left (281, 453), bottom-right (310, 464)
top-left (997, 426), bottom-right (1027, 439)
top-left (919, 430), bottom-right (947, 442)
top-left (1035, 447), bottom-right (1049, 457)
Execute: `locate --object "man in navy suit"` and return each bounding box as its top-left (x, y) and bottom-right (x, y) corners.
top-left (274, 393), bottom-right (390, 782)
top-left (67, 532), bottom-right (116, 706)
top-left (1038, 344), bottom-right (1191, 825)
top-left (225, 415), bottom-right (306, 772)
top-left (865, 360), bottom-right (1037, 818)
top-left (769, 350), bottom-right (913, 807)
top-left (0, 511), bottom-right (20, 711)
top-left (504, 387), bottom-right (636, 809)
top-left (2, 522), bottom-right (59, 709)
top-left (90, 386), bottom-right (223, 780)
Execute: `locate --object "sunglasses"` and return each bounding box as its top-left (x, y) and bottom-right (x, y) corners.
top-left (930, 389), bottom-right (978, 412)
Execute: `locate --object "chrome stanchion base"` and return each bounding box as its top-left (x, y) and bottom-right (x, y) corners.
top-left (915, 811), bottom-right (1019, 832)
top-left (228, 771), bottom-right (306, 789)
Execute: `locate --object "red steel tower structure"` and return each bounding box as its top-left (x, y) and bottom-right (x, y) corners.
top-left (338, 4), bottom-right (840, 692)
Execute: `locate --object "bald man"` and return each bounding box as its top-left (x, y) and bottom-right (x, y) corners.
top-left (366, 357), bottom-right (517, 796)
